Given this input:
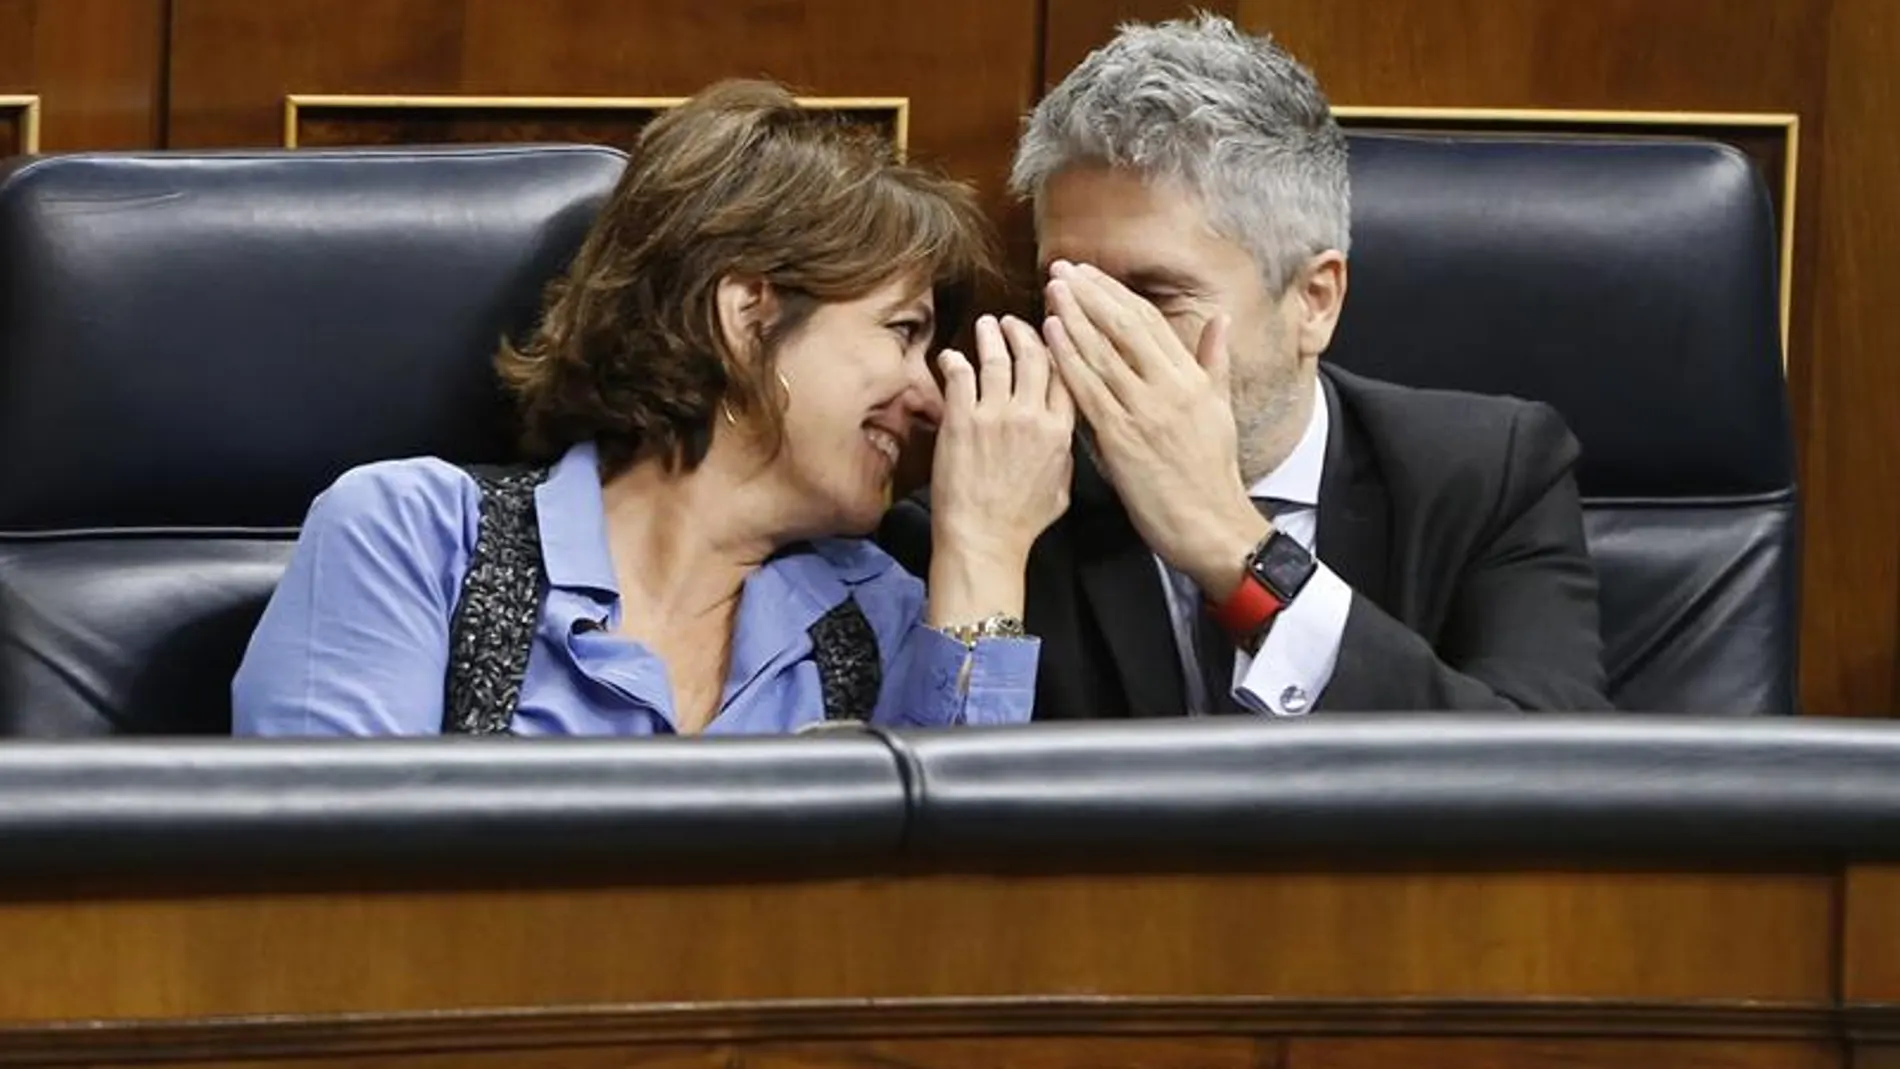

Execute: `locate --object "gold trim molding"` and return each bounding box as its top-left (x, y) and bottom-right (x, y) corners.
top-left (0, 95), bottom-right (42, 154)
top-left (283, 93), bottom-right (911, 157)
top-left (1333, 106), bottom-right (1800, 367)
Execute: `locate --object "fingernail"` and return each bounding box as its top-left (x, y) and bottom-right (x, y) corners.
top-left (1050, 260), bottom-right (1074, 276)
top-left (978, 314), bottom-right (998, 330)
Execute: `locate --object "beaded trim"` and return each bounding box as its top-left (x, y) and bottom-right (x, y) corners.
top-left (442, 465), bottom-right (549, 735)
top-left (808, 597), bottom-right (882, 722)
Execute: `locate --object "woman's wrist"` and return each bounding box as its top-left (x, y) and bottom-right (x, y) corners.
top-left (926, 539), bottom-right (1028, 629)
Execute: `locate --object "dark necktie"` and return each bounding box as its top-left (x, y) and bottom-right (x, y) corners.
top-left (1194, 497), bottom-right (1288, 715)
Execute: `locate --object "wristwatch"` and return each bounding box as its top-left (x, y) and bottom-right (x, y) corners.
top-left (1208, 529), bottom-right (1317, 653)
top-left (932, 613), bottom-right (1027, 647)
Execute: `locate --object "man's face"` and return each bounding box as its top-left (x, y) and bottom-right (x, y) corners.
top-left (1036, 164), bottom-right (1335, 483)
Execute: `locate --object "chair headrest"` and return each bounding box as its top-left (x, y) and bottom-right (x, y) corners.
top-left (1331, 133), bottom-right (1792, 499)
top-left (0, 145), bottom-right (627, 533)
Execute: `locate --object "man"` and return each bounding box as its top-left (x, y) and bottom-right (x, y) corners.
top-left (882, 14), bottom-right (1610, 716)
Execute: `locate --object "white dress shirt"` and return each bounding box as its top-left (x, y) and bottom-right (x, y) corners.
top-left (1155, 378), bottom-right (1352, 716)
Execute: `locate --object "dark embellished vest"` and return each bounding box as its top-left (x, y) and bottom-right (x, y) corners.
top-left (441, 464), bottom-right (882, 735)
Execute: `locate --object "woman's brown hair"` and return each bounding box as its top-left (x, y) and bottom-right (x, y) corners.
top-left (497, 79), bottom-right (999, 477)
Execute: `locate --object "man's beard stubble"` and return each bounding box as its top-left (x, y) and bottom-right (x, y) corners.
top-left (1231, 353), bottom-right (1308, 487)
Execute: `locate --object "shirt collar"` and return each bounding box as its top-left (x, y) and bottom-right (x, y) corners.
top-left (1245, 377), bottom-right (1328, 507)
top-left (533, 441), bottom-right (619, 596)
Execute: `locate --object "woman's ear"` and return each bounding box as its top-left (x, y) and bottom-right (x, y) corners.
top-left (715, 274), bottom-right (779, 362)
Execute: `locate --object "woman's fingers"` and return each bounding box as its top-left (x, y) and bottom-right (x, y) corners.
top-left (999, 315), bottom-right (1049, 408)
top-left (974, 315), bottom-right (1012, 406)
top-left (938, 348), bottom-right (977, 417)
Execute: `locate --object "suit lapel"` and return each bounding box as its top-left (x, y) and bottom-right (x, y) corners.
top-left (1315, 370), bottom-right (1392, 606)
top-left (1075, 512), bottom-right (1187, 718)
top-left (1068, 443), bottom-right (1189, 718)
top-left (1060, 372), bottom-right (1390, 719)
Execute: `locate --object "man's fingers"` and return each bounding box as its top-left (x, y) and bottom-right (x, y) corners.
top-left (1071, 261), bottom-right (1180, 354)
top-left (1196, 313), bottom-right (1233, 399)
top-left (1043, 314), bottom-right (1122, 426)
top-left (1045, 279), bottom-right (1141, 402)
top-left (1046, 365), bottom-right (1077, 430)
top-left (1049, 261), bottom-right (1180, 382)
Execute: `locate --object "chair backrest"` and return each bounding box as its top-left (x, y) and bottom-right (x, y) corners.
top-left (0, 145), bottom-right (626, 735)
top-left (1330, 133), bottom-right (1796, 713)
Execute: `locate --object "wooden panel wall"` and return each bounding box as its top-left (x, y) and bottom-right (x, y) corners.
top-left (0, 0), bottom-right (165, 150)
top-left (166, 0), bottom-right (1042, 256)
top-left (1816, 0), bottom-right (1900, 717)
top-left (0, 0), bottom-right (1897, 715)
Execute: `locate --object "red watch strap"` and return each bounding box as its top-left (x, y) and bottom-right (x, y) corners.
top-left (1209, 571), bottom-right (1286, 641)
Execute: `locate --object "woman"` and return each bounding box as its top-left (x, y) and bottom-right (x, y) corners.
top-left (232, 80), bottom-right (1073, 736)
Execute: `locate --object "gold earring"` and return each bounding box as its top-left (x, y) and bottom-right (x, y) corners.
top-left (777, 370), bottom-right (792, 395)
top-left (720, 402), bottom-right (737, 426)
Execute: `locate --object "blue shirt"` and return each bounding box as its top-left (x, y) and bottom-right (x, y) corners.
top-left (233, 443), bottom-right (1039, 736)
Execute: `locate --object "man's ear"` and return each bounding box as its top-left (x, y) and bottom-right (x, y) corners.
top-left (1293, 251), bottom-right (1349, 359)
top-left (714, 274), bottom-right (779, 361)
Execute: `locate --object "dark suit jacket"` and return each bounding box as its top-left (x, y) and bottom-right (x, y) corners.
top-left (877, 364), bottom-right (1612, 716)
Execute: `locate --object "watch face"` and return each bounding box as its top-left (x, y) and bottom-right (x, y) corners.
top-left (1252, 531), bottom-right (1318, 599)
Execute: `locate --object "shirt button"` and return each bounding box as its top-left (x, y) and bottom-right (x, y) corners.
top-left (1277, 685), bottom-right (1311, 716)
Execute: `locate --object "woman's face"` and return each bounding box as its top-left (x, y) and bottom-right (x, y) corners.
top-left (766, 275), bottom-right (944, 536)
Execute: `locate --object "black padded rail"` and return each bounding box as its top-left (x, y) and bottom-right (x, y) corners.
top-left (3, 717), bottom-right (1900, 875)
top-left (0, 734), bottom-right (907, 874)
top-left (893, 716), bottom-right (1900, 857)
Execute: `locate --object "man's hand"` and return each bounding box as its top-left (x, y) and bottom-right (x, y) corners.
top-left (1042, 260), bottom-right (1268, 601)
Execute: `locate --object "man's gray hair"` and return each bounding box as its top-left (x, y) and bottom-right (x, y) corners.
top-left (1011, 12), bottom-right (1350, 294)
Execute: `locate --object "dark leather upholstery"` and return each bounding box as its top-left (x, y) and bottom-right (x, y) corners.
top-left (5, 717), bottom-right (1899, 874)
top-left (1332, 133), bottom-right (1796, 714)
top-left (0, 146), bottom-right (626, 736)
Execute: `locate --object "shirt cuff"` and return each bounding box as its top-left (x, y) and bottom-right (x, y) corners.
top-left (886, 626), bottom-right (1040, 728)
top-left (1232, 562), bottom-right (1351, 716)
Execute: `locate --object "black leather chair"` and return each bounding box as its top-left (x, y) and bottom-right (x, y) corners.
top-left (1331, 133), bottom-right (1797, 714)
top-left (0, 146), bottom-right (626, 736)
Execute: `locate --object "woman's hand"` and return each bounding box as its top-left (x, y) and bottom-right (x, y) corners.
top-left (926, 314), bottom-right (1075, 625)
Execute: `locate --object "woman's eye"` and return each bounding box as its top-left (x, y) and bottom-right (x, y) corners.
top-left (889, 321), bottom-right (924, 344)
